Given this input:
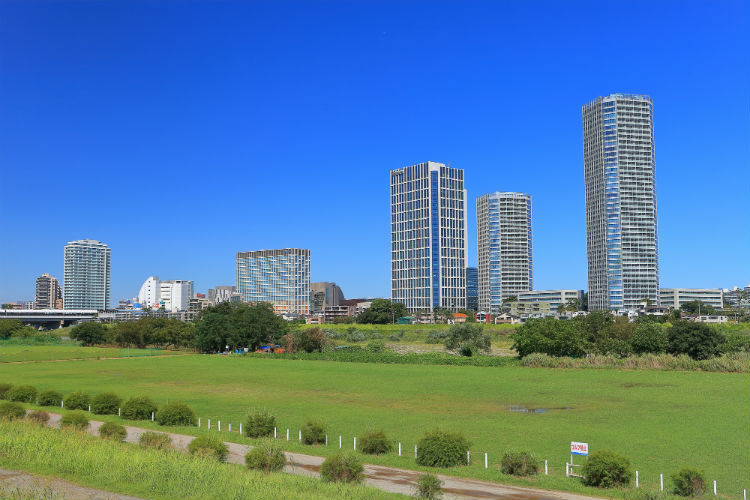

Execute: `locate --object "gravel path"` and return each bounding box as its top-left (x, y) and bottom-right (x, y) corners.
top-left (0, 468), bottom-right (143, 500)
top-left (23, 412), bottom-right (601, 500)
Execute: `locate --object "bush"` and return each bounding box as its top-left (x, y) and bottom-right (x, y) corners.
top-left (631, 322), bottom-right (668, 354)
top-left (7, 385), bottom-right (37, 403)
top-left (121, 396), bottom-right (157, 420)
top-left (301, 419), bottom-right (327, 445)
top-left (501, 451), bottom-right (539, 476)
top-left (38, 390), bottom-right (63, 407)
top-left (27, 410), bottom-right (50, 425)
top-left (415, 430), bottom-right (471, 467)
top-left (139, 431), bottom-right (172, 450)
top-left (444, 324), bottom-right (491, 356)
top-left (70, 322), bottom-right (107, 346)
top-left (581, 450), bottom-right (632, 488)
top-left (99, 421), bottom-right (127, 442)
top-left (64, 391), bottom-right (91, 410)
top-left (358, 429), bottom-right (393, 455)
top-left (425, 331), bottom-right (449, 344)
top-left (672, 468), bottom-right (706, 497)
top-left (667, 321), bottom-right (724, 360)
top-left (0, 384), bottom-right (12, 400)
top-left (366, 339), bottom-right (386, 352)
top-left (156, 402), bottom-right (196, 426)
top-left (512, 317), bottom-right (592, 358)
top-left (245, 441), bottom-right (286, 473)
top-left (285, 327), bottom-right (327, 353)
top-left (245, 409), bottom-right (275, 438)
top-left (188, 435), bottom-right (228, 462)
top-left (91, 392), bottom-right (122, 415)
top-left (0, 401), bottom-right (26, 420)
top-left (60, 410), bottom-right (89, 430)
top-left (320, 452), bottom-right (364, 483)
top-left (415, 473), bottom-right (443, 499)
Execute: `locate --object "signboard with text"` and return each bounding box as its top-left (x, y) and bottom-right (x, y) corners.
top-left (571, 442), bottom-right (589, 456)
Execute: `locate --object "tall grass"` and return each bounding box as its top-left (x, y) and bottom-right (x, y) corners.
top-left (520, 352), bottom-right (750, 372)
top-left (246, 350), bottom-right (517, 366)
top-left (0, 420), bottom-right (398, 500)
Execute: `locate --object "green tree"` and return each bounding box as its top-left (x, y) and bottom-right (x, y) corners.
top-left (111, 321), bottom-right (146, 347)
top-left (356, 299), bottom-right (406, 324)
top-left (630, 321), bottom-right (668, 354)
top-left (70, 322), bottom-right (107, 346)
top-left (194, 302), bottom-right (288, 353)
top-left (443, 323), bottom-right (491, 356)
top-left (667, 321), bottom-right (724, 360)
top-left (432, 307), bottom-right (454, 324)
top-left (511, 317), bottom-right (591, 358)
top-left (0, 319), bottom-right (25, 338)
top-left (680, 300), bottom-right (716, 315)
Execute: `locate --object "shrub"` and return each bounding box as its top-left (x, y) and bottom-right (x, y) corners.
top-left (139, 431), bottom-right (172, 450)
top-left (7, 385), bottom-right (37, 403)
top-left (285, 327), bottom-right (327, 353)
top-left (415, 473), bottom-right (443, 499)
top-left (0, 401), bottom-right (26, 420)
top-left (99, 421), bottom-right (127, 442)
top-left (631, 322), bottom-right (668, 354)
top-left (27, 410), bottom-right (50, 425)
top-left (245, 441), bottom-right (286, 473)
top-left (245, 409), bottom-right (275, 438)
top-left (366, 339), bottom-right (386, 352)
top-left (359, 429), bottom-right (393, 455)
top-left (64, 391), bottom-right (91, 410)
top-left (672, 468), bottom-right (706, 497)
top-left (156, 402), bottom-right (196, 426)
top-left (38, 390), bottom-right (63, 407)
top-left (91, 392), bottom-right (122, 415)
top-left (121, 396), bottom-right (157, 420)
top-left (188, 435), bottom-right (228, 462)
top-left (0, 384), bottom-right (12, 400)
top-left (60, 410), bottom-right (89, 430)
top-left (415, 430), bottom-right (471, 467)
top-left (501, 451), bottom-right (539, 476)
top-left (70, 322), bottom-right (107, 346)
top-left (444, 324), bottom-right (491, 356)
top-left (512, 317), bottom-right (592, 358)
top-left (301, 419), bottom-right (327, 445)
top-left (425, 331), bottom-right (449, 344)
top-left (581, 450), bottom-right (632, 488)
top-left (667, 321), bottom-right (724, 360)
top-left (320, 452), bottom-right (364, 483)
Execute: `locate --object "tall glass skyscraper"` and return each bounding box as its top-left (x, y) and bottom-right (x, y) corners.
top-left (466, 267), bottom-right (478, 311)
top-left (582, 94), bottom-right (659, 311)
top-left (476, 192), bottom-right (533, 312)
top-left (236, 248), bottom-right (311, 315)
top-left (63, 239), bottom-right (111, 310)
top-left (390, 161), bottom-right (467, 312)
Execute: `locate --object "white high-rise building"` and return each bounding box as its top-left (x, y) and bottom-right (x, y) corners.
top-left (137, 276), bottom-right (160, 308)
top-left (63, 239), bottom-right (111, 310)
top-left (390, 161), bottom-right (467, 312)
top-left (158, 280), bottom-right (193, 312)
top-left (583, 94), bottom-right (659, 311)
top-left (476, 192), bottom-right (533, 312)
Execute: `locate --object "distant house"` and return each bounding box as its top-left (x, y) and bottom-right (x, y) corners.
top-left (453, 312), bottom-right (468, 324)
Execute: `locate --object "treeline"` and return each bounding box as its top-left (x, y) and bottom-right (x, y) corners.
top-left (511, 312), bottom-right (750, 360)
top-left (70, 318), bottom-right (195, 349)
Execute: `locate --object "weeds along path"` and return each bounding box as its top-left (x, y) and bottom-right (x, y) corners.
top-left (0, 467), bottom-right (144, 500)
top-left (39, 412), bottom-right (602, 500)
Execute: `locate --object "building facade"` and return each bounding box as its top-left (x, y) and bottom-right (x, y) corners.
top-left (583, 94), bottom-right (659, 311)
top-left (517, 289), bottom-right (584, 312)
top-left (35, 273), bottom-right (62, 309)
top-left (63, 239), bottom-right (111, 310)
top-left (660, 288), bottom-right (723, 310)
top-left (466, 267), bottom-right (478, 311)
top-left (138, 276), bottom-right (160, 308)
top-left (236, 248), bottom-right (311, 315)
top-left (390, 161), bottom-right (467, 312)
top-left (159, 280), bottom-right (193, 312)
top-left (208, 285), bottom-right (238, 305)
top-left (310, 282), bottom-right (345, 312)
top-left (476, 192), bottom-right (533, 313)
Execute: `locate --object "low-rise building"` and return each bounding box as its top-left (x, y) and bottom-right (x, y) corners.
top-left (517, 290), bottom-right (584, 312)
top-left (660, 288), bottom-right (723, 310)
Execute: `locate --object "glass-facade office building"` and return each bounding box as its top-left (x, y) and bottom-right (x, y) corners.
top-left (583, 94), bottom-right (659, 311)
top-left (63, 239), bottom-right (111, 310)
top-left (476, 192), bottom-right (533, 313)
top-left (236, 248), bottom-right (311, 315)
top-left (390, 162), bottom-right (467, 312)
top-left (466, 267), bottom-right (478, 311)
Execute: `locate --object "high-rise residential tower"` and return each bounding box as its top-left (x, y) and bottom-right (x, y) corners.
top-left (582, 94), bottom-right (659, 311)
top-left (236, 248), bottom-right (311, 315)
top-left (476, 192), bottom-right (533, 312)
top-left (35, 273), bottom-right (62, 309)
top-left (63, 239), bottom-right (111, 310)
top-left (390, 161), bottom-right (467, 312)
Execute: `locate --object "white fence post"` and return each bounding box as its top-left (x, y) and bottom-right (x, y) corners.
top-left (239, 423), bottom-right (242, 435)
top-left (286, 429), bottom-right (289, 441)
top-left (354, 437), bottom-right (357, 451)
top-left (298, 430), bottom-right (301, 442)
top-left (325, 434), bottom-right (328, 446)
top-left (743, 488), bottom-right (746, 500)
top-left (151, 411), bottom-right (154, 422)
top-left (467, 450), bottom-right (470, 465)
top-left (198, 417), bottom-right (201, 428)
top-left (117, 407), bottom-right (120, 416)
top-left (339, 435), bottom-right (342, 449)
top-left (660, 474), bottom-right (664, 491)
top-left (274, 427), bottom-right (277, 438)
top-left (218, 420), bottom-right (221, 432)
top-left (713, 480), bottom-right (716, 496)
top-left (544, 459), bottom-right (548, 475)
top-left (565, 463), bottom-right (569, 477)
top-left (636, 470), bottom-right (639, 488)
top-left (484, 453), bottom-right (488, 469)
top-left (414, 444), bottom-right (417, 459)
top-left (398, 442), bottom-right (401, 457)
top-left (208, 418), bottom-right (211, 430)
top-left (228, 422), bottom-right (232, 433)
top-left (61, 400), bottom-right (64, 408)
top-left (88, 405), bottom-right (91, 412)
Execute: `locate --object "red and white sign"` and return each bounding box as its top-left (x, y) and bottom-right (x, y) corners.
top-left (571, 442), bottom-right (589, 456)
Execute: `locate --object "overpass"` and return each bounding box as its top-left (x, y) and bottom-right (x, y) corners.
top-left (0, 309), bottom-right (98, 328)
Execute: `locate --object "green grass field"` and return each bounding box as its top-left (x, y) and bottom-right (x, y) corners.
top-left (1, 352), bottom-right (747, 498)
top-left (0, 344), bottom-right (184, 363)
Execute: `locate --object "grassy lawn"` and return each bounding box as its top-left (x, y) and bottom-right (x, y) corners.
top-left (1, 353), bottom-right (747, 498)
top-left (0, 344), bottom-right (186, 363)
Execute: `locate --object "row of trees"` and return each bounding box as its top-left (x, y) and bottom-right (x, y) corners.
top-left (71, 317), bottom-right (195, 348)
top-left (511, 313), bottom-right (745, 360)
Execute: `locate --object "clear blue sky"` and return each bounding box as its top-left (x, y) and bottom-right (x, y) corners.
top-left (1, 0), bottom-right (748, 305)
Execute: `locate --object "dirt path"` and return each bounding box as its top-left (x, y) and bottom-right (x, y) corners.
top-left (32, 412), bottom-right (601, 500)
top-left (0, 468), bottom-right (143, 500)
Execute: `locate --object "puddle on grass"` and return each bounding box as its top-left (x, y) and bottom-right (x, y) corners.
top-left (506, 405), bottom-right (572, 414)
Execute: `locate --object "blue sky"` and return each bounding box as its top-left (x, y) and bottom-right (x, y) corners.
top-left (1, 0), bottom-right (748, 305)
